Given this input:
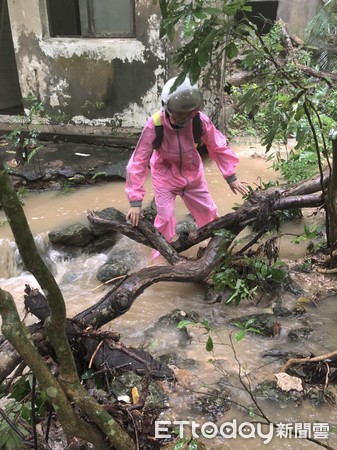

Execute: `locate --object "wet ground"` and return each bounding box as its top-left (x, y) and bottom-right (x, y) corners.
top-left (0, 131), bottom-right (137, 189)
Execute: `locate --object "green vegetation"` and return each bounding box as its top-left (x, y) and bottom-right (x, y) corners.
top-left (158, 0), bottom-right (337, 247)
top-left (158, 1), bottom-right (336, 181)
top-left (213, 253), bottom-right (287, 305)
top-left (0, 375), bottom-right (49, 450)
top-left (5, 95), bottom-right (45, 166)
top-left (233, 318), bottom-right (262, 342)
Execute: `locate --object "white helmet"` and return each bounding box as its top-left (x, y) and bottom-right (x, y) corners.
top-left (161, 76), bottom-right (203, 114)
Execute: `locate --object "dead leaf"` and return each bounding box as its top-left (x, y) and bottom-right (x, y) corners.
top-left (132, 386), bottom-right (139, 404)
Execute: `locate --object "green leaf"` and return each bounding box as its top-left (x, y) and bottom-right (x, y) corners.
top-left (202, 319), bottom-right (211, 331)
top-left (199, 7), bottom-right (221, 16)
top-left (188, 59), bottom-right (201, 84)
top-left (21, 405), bottom-right (31, 422)
top-left (223, 0), bottom-right (250, 16)
top-left (188, 439), bottom-right (199, 450)
top-left (194, 11), bottom-right (207, 19)
top-left (159, 0), bottom-right (168, 19)
top-left (197, 47), bottom-right (210, 67)
top-left (244, 318), bottom-right (256, 327)
top-left (247, 327), bottom-right (262, 334)
top-left (270, 268), bottom-right (285, 282)
top-left (294, 106), bottom-right (305, 121)
top-left (206, 335), bottom-right (214, 352)
top-left (243, 52), bottom-right (257, 69)
top-left (177, 320), bottom-right (193, 329)
top-left (91, 171), bottom-right (107, 181)
top-left (234, 330), bottom-right (246, 342)
top-left (225, 42), bottom-right (238, 59)
top-left (246, 273), bottom-right (256, 281)
top-left (174, 438), bottom-right (188, 450)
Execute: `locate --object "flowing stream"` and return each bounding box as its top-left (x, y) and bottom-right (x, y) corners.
top-left (0, 139), bottom-right (336, 449)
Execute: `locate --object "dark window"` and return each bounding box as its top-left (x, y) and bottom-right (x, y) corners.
top-left (46, 0), bottom-right (135, 38)
top-left (236, 1), bottom-right (279, 35)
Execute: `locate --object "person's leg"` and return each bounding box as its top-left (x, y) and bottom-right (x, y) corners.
top-left (182, 178), bottom-right (218, 227)
top-left (154, 188), bottom-right (177, 242)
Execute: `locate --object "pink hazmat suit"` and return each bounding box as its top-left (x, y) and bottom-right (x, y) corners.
top-left (125, 110), bottom-right (239, 242)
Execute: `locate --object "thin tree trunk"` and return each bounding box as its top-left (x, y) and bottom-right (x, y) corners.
top-left (326, 139), bottom-right (337, 248)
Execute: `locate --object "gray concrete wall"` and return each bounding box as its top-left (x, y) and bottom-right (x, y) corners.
top-left (277, 0), bottom-right (320, 36)
top-left (7, 0), bottom-right (167, 129)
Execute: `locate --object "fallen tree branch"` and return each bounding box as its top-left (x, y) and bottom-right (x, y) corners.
top-left (281, 350), bottom-right (337, 373)
top-left (75, 236), bottom-right (223, 328)
top-left (77, 175), bottom-right (328, 327)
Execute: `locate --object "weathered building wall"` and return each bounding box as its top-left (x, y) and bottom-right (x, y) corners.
top-left (7, 0), bottom-right (166, 129)
top-left (277, 0), bottom-right (320, 36)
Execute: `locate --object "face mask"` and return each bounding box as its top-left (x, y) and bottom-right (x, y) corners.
top-left (169, 110), bottom-right (197, 127)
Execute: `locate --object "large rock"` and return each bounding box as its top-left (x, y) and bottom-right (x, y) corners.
top-left (48, 223), bottom-right (93, 247)
top-left (228, 313), bottom-right (278, 337)
top-left (96, 249), bottom-right (138, 282)
top-left (48, 207), bottom-right (123, 252)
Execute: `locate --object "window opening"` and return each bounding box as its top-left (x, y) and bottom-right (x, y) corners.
top-left (46, 0), bottom-right (135, 38)
top-left (237, 1), bottom-right (279, 35)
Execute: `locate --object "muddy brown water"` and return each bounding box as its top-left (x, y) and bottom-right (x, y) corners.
top-left (0, 139), bottom-right (336, 449)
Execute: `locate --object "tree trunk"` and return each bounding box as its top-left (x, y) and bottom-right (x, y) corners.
top-left (326, 139), bottom-right (337, 248)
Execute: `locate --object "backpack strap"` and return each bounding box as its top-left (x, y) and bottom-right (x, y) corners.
top-left (192, 112), bottom-right (203, 148)
top-left (152, 111), bottom-right (163, 150)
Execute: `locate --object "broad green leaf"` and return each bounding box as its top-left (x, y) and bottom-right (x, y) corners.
top-left (206, 335), bottom-right (214, 352)
top-left (270, 268), bottom-right (285, 282)
top-left (226, 42), bottom-right (238, 59)
top-left (243, 52), bottom-right (257, 69)
top-left (223, 2), bottom-right (248, 16)
top-left (198, 47), bottom-right (210, 67)
top-left (294, 106), bottom-right (305, 121)
top-left (189, 60), bottom-right (202, 85)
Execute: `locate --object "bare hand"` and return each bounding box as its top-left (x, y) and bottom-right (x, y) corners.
top-left (228, 180), bottom-right (250, 196)
top-left (127, 206), bottom-right (142, 226)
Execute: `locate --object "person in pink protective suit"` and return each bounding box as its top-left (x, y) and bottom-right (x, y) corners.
top-left (125, 76), bottom-right (249, 246)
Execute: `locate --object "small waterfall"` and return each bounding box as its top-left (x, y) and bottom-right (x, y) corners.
top-left (0, 232), bottom-right (108, 314)
top-left (0, 239), bottom-right (22, 278)
top-left (0, 233), bottom-right (65, 280)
